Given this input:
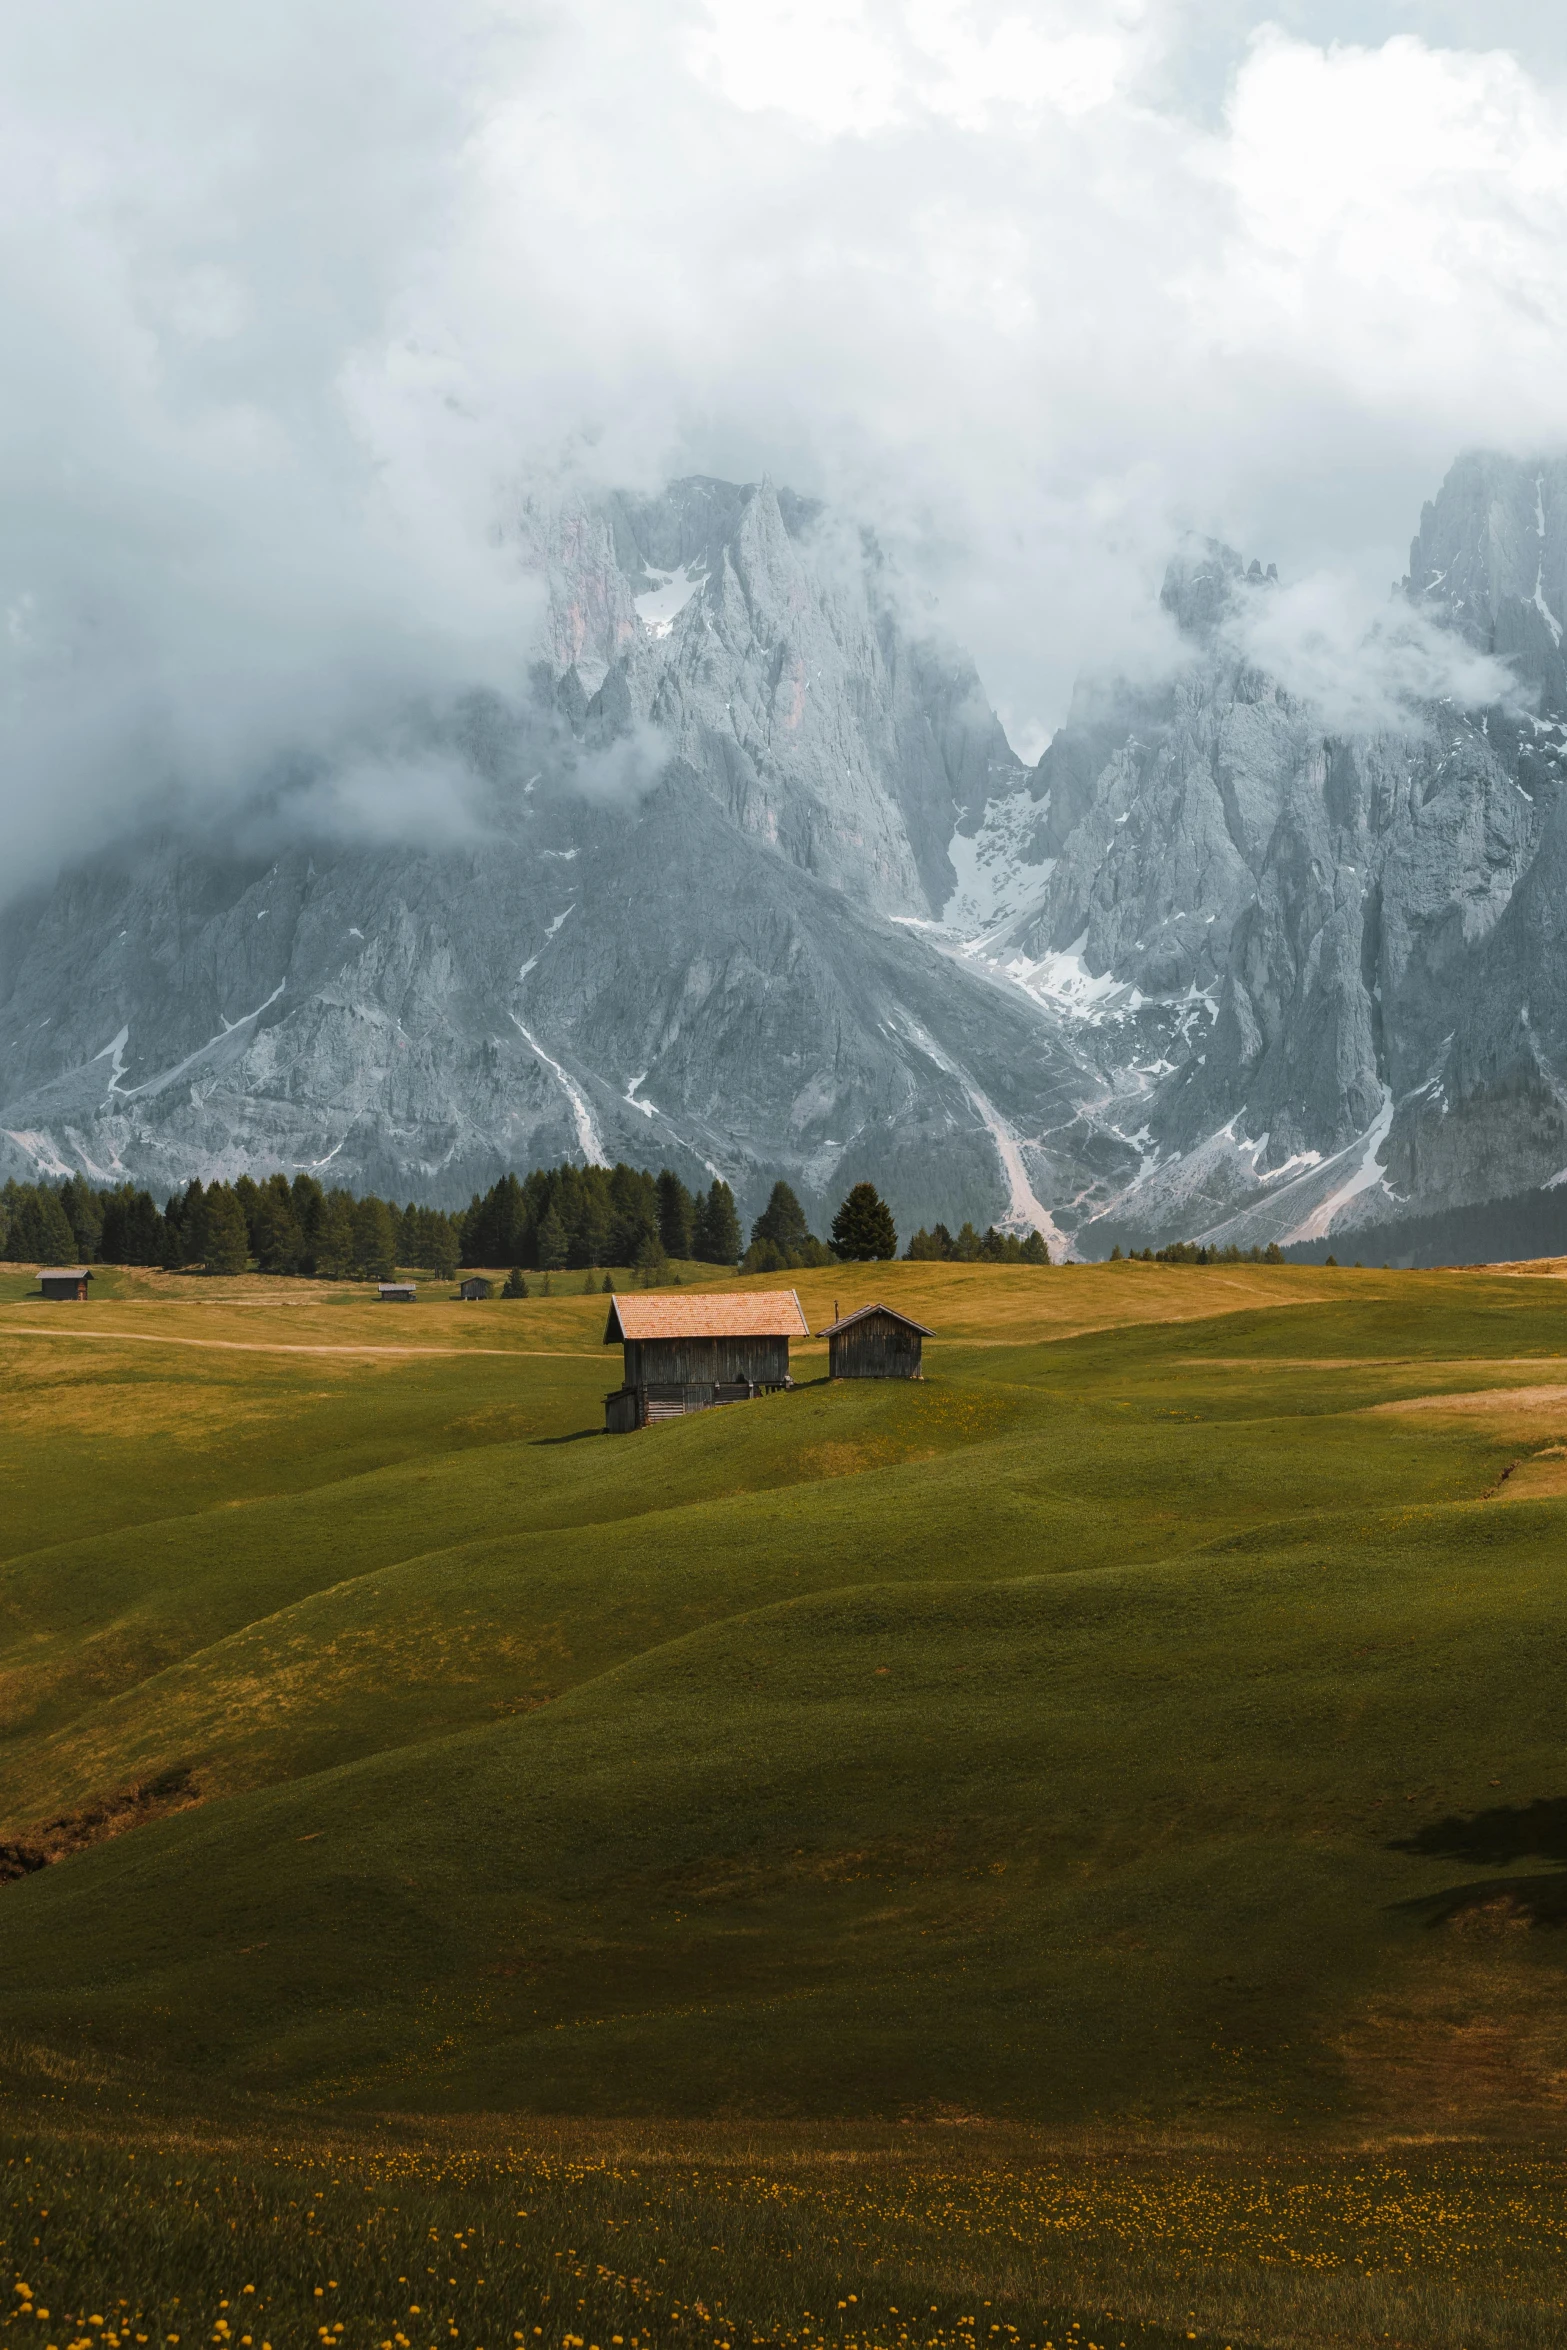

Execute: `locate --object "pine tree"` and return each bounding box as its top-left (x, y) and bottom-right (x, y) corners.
top-left (537, 1207), bottom-right (569, 1270)
top-left (572, 1197), bottom-right (613, 1271)
top-left (693, 1179), bottom-right (741, 1265)
top-left (59, 1175), bottom-right (103, 1261)
top-left (254, 1189), bottom-right (304, 1275)
top-left (428, 1216), bottom-right (459, 1281)
top-left (202, 1186), bottom-right (250, 1275)
top-left (123, 1190), bottom-right (166, 1266)
top-left (657, 1169), bottom-right (696, 1260)
top-left (314, 1192), bottom-right (358, 1279)
top-left (831, 1183), bottom-right (897, 1262)
top-left (233, 1174), bottom-right (263, 1255)
top-left (32, 1187), bottom-right (79, 1266)
top-left (634, 1230), bottom-right (669, 1288)
top-left (502, 1266), bottom-right (528, 1298)
top-left (1020, 1231), bottom-right (1051, 1265)
top-left (291, 1175), bottom-right (326, 1271)
top-left (352, 1196), bottom-right (398, 1282)
top-left (749, 1180), bottom-right (813, 1264)
top-left (177, 1180), bottom-right (208, 1269)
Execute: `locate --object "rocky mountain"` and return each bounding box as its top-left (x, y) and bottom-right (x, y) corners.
top-left (6, 452), bottom-right (1567, 1256)
top-left (956, 455), bottom-right (1567, 1251)
top-left (0, 478), bottom-right (1105, 1244)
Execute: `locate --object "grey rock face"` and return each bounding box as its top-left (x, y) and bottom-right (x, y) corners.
top-left (1407, 450), bottom-right (1567, 712)
top-left (971, 470), bottom-right (1567, 1248)
top-left (0, 478), bottom-right (1091, 1241)
top-left (9, 453), bottom-right (1567, 1255)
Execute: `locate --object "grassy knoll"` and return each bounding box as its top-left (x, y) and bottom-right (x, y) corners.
top-left (9, 1255), bottom-right (1567, 2342)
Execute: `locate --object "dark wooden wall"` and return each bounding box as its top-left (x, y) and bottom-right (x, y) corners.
top-left (829, 1312), bottom-right (923, 1379)
top-left (622, 1335), bottom-right (791, 1387)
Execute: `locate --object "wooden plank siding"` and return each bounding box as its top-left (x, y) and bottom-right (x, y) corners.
top-left (827, 1309), bottom-right (925, 1380)
top-left (603, 1294), bottom-right (806, 1433)
top-left (621, 1335), bottom-right (792, 1388)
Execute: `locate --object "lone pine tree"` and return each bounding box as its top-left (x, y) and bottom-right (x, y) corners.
top-left (831, 1182), bottom-right (897, 1262)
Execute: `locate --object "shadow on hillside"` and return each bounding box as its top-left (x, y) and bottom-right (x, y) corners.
top-left (1388, 1797), bottom-right (1567, 1932)
top-left (533, 1427), bottom-right (604, 1445)
top-left (1389, 1796), bottom-right (1567, 1865)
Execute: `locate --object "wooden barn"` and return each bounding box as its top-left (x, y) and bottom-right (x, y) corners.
top-left (378, 1280), bottom-right (417, 1302)
top-left (38, 1267), bottom-right (93, 1302)
top-left (819, 1301), bottom-right (931, 1379)
top-left (458, 1276), bottom-right (493, 1301)
top-left (603, 1291), bottom-right (808, 1433)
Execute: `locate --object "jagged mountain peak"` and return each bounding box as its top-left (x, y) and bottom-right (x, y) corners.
top-left (0, 471), bottom-right (1080, 1240)
top-left (9, 451), bottom-right (1567, 1262)
top-left (1407, 447), bottom-right (1567, 714)
top-left (1159, 538), bottom-right (1279, 637)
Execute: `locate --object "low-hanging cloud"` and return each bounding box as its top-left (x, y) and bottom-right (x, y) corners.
top-left (1232, 572), bottom-right (1530, 735)
top-left (4, 0), bottom-right (1567, 894)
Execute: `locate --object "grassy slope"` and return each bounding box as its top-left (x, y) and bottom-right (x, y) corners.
top-left (4, 1261), bottom-right (1567, 2131)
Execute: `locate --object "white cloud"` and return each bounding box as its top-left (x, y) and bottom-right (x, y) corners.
top-left (1234, 570), bottom-right (1527, 733)
top-left (1195, 32), bottom-right (1567, 432)
top-left (4, 0), bottom-right (1567, 889)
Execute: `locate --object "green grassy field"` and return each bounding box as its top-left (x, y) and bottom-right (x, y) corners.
top-left (8, 1252), bottom-right (1567, 2346)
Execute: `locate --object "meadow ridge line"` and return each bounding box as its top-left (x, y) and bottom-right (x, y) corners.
top-left (0, 1324), bottom-right (606, 1360)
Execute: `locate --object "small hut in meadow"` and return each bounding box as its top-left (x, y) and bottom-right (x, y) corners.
top-left (458, 1276), bottom-right (493, 1301)
top-left (38, 1267), bottom-right (93, 1302)
top-left (818, 1301), bottom-right (931, 1380)
top-left (378, 1281), bottom-right (417, 1302)
top-left (603, 1290), bottom-right (808, 1432)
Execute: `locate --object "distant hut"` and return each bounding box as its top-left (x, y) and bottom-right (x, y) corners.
top-left (458, 1276), bottom-right (493, 1301)
top-left (818, 1301), bottom-right (931, 1379)
top-left (603, 1291), bottom-right (808, 1433)
top-left (378, 1280), bottom-right (417, 1302)
top-left (38, 1267), bottom-right (93, 1303)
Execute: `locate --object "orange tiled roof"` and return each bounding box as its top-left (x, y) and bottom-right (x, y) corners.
top-left (606, 1289), bottom-right (808, 1342)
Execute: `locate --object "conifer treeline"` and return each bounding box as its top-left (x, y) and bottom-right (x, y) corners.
top-left (0, 1172), bottom-right (458, 1279)
top-left (904, 1221), bottom-right (1050, 1264)
top-left (0, 1162), bottom-right (1065, 1276)
top-left (1110, 1241), bottom-right (1286, 1265)
top-left (460, 1164), bottom-right (749, 1273)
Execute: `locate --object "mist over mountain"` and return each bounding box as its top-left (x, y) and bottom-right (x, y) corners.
top-left (5, 450), bottom-right (1567, 1257)
top-left (0, 478), bottom-right (1089, 1244)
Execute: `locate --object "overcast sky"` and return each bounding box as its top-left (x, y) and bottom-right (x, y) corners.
top-left (3, 0), bottom-right (1567, 876)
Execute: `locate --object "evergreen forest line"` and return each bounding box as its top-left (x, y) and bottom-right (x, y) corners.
top-left (0, 1166), bottom-right (1053, 1280)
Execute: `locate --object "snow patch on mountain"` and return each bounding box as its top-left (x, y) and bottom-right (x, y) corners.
top-left (940, 791), bottom-right (1053, 937)
top-left (507, 1013), bottom-right (606, 1166)
top-left (634, 564), bottom-right (707, 638)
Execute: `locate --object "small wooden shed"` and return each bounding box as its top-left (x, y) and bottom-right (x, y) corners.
top-left (818, 1301), bottom-right (931, 1379)
top-left (38, 1267), bottom-right (93, 1302)
top-left (378, 1281), bottom-right (417, 1302)
top-left (458, 1276), bottom-right (493, 1301)
top-left (603, 1290), bottom-right (808, 1432)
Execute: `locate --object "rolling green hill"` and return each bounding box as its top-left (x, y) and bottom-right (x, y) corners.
top-left (5, 1256), bottom-right (1567, 2141)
